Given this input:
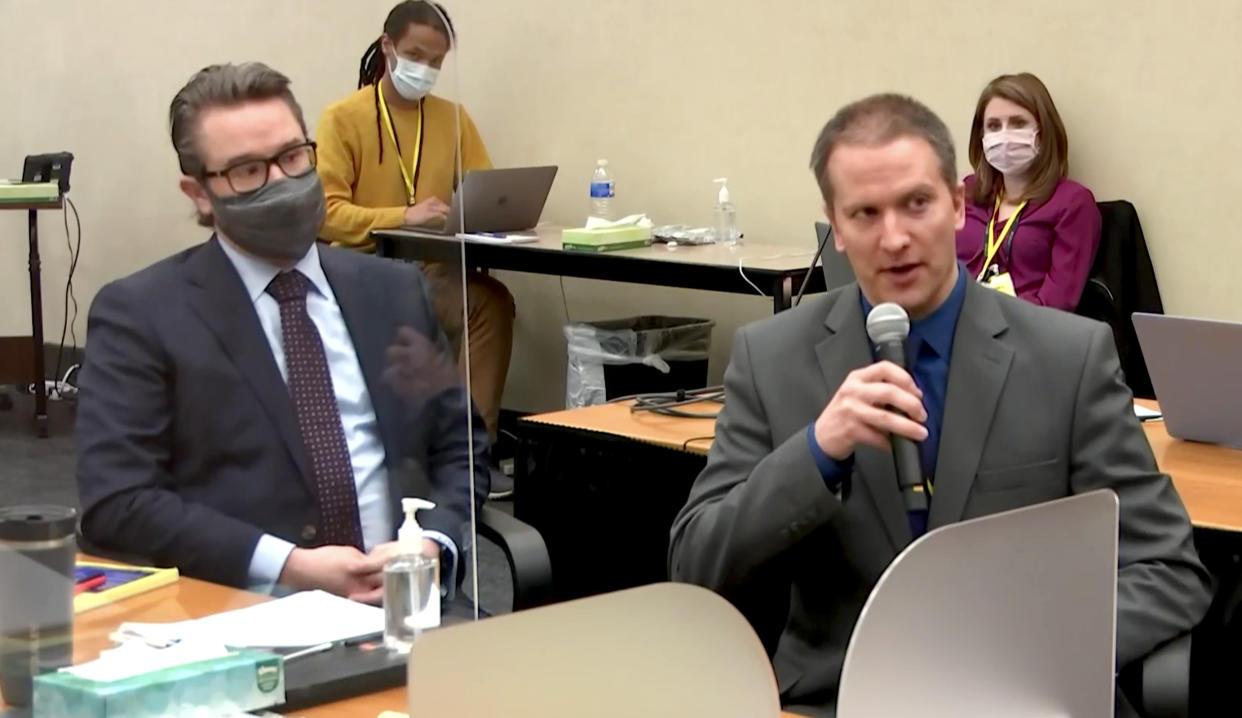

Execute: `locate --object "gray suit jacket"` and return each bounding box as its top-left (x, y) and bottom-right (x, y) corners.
top-left (77, 238), bottom-right (488, 588)
top-left (669, 281), bottom-right (1211, 713)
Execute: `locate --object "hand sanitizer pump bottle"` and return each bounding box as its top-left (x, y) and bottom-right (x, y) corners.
top-left (383, 498), bottom-right (440, 652)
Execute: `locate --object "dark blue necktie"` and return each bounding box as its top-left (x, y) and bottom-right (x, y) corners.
top-left (907, 335), bottom-right (944, 537)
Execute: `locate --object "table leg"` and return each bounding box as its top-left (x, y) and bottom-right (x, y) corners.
top-left (28, 209), bottom-right (48, 438)
top-left (771, 275), bottom-right (793, 313)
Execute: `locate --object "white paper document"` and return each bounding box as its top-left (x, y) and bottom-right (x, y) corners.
top-left (455, 231), bottom-right (539, 244)
top-left (65, 639), bottom-right (231, 681)
top-left (1133, 402), bottom-right (1163, 421)
top-left (118, 590), bottom-right (384, 649)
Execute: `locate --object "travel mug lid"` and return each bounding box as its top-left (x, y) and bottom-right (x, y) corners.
top-left (0, 505), bottom-right (77, 542)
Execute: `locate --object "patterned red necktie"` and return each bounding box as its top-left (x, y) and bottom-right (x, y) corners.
top-left (266, 270), bottom-right (364, 549)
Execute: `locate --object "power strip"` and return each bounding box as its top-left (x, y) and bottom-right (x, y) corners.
top-left (28, 380), bottom-right (78, 400)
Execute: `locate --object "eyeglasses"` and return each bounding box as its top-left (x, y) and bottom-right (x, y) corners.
top-left (201, 141), bottom-right (318, 194)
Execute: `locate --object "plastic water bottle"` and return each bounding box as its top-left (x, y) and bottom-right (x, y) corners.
top-left (590, 159), bottom-right (615, 220)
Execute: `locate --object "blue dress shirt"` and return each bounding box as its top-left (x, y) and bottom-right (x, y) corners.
top-left (808, 265), bottom-right (968, 537)
top-left (218, 239), bottom-right (457, 592)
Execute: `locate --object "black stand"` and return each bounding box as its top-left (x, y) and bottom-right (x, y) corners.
top-left (1, 199), bottom-right (61, 437)
top-left (28, 208), bottom-right (47, 437)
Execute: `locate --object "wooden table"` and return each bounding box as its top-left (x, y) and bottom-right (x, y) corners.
top-left (7, 574), bottom-right (805, 716)
top-left (526, 399), bottom-right (1242, 533)
top-left (1136, 400), bottom-right (1242, 532)
top-left (71, 579), bottom-right (393, 716)
top-left (373, 226), bottom-right (827, 313)
top-left (0, 577), bottom-right (267, 712)
top-left (521, 399), bottom-right (718, 457)
top-left (70, 577), bottom-right (267, 664)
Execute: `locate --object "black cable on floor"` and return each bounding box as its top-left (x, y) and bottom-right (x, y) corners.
top-left (52, 196), bottom-right (82, 397)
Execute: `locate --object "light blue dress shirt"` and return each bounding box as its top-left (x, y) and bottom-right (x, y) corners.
top-left (217, 239), bottom-right (456, 593)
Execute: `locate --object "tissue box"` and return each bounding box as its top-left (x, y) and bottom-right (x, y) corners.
top-left (33, 649), bottom-right (284, 718)
top-left (0, 181), bottom-right (59, 204)
top-left (562, 225), bottom-right (653, 252)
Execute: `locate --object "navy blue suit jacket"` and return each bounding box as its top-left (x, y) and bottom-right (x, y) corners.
top-left (76, 238), bottom-right (487, 588)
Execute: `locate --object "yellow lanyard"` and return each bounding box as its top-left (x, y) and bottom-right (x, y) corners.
top-left (377, 84), bottom-right (423, 205)
top-left (978, 195), bottom-right (1027, 281)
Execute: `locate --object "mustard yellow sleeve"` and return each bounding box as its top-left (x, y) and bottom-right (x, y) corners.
top-left (316, 104), bottom-right (406, 248)
top-left (459, 107), bottom-right (493, 173)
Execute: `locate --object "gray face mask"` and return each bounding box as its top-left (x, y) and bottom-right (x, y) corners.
top-left (209, 172), bottom-right (326, 262)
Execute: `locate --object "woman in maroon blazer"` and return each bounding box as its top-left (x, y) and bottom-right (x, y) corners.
top-left (957, 73), bottom-right (1102, 311)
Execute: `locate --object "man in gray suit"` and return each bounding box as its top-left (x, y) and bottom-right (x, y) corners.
top-left (668, 94), bottom-right (1211, 716)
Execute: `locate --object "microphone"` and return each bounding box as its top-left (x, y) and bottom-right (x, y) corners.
top-left (865, 303), bottom-right (927, 517)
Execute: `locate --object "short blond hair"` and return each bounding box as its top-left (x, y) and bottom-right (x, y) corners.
top-left (809, 93), bottom-right (957, 208)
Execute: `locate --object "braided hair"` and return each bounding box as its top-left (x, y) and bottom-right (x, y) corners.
top-left (357, 1), bottom-right (455, 163)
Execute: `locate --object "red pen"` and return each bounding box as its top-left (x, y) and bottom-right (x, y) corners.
top-left (74, 574), bottom-right (107, 594)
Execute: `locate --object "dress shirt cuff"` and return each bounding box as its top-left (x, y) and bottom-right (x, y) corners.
top-left (247, 534), bottom-right (296, 595)
top-left (422, 529), bottom-right (458, 601)
top-left (806, 423), bottom-right (851, 494)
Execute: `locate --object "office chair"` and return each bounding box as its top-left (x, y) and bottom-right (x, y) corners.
top-left (1075, 200), bottom-right (1163, 399)
top-left (1121, 632), bottom-right (1193, 718)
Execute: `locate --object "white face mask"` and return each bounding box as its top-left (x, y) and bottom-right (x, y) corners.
top-left (982, 127), bottom-right (1039, 176)
top-left (388, 54), bottom-right (439, 101)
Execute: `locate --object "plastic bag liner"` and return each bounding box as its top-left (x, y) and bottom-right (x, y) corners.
top-left (564, 316), bottom-right (715, 408)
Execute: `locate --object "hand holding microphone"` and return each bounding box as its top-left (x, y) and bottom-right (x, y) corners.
top-left (811, 302), bottom-right (928, 509)
top-left (812, 361), bottom-right (927, 455)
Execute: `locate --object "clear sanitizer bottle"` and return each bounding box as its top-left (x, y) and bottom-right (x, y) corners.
top-left (383, 498), bottom-right (440, 653)
top-left (714, 177), bottom-right (740, 246)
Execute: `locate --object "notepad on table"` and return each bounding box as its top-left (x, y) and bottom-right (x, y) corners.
top-left (74, 561), bottom-right (180, 614)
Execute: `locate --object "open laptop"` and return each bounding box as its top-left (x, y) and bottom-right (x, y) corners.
top-left (813, 221), bottom-right (857, 289)
top-left (1133, 312), bottom-right (1242, 449)
top-left (838, 491), bottom-right (1118, 717)
top-left (411, 165), bottom-right (556, 236)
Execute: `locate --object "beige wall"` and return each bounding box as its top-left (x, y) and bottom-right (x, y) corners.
top-left (4, 0), bottom-right (1240, 412)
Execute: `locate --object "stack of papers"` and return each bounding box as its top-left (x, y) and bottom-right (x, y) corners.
top-left (118, 590), bottom-right (384, 649)
top-left (456, 231), bottom-right (539, 244)
top-left (64, 639), bottom-right (230, 682)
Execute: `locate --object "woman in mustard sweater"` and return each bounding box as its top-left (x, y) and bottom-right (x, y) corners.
top-left (316, 1), bottom-right (514, 452)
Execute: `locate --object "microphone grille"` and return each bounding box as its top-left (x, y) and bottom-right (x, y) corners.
top-left (866, 302), bottom-right (910, 344)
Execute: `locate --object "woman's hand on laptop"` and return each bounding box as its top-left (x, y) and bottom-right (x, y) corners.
top-left (403, 197), bottom-right (450, 227)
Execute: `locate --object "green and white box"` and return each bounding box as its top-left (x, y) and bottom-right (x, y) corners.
top-left (33, 648), bottom-right (285, 718)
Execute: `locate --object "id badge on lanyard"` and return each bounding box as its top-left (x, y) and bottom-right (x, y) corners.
top-left (377, 85), bottom-right (424, 206)
top-left (979, 196), bottom-right (1026, 296)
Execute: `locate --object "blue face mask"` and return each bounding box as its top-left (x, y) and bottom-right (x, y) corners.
top-left (388, 54), bottom-right (439, 101)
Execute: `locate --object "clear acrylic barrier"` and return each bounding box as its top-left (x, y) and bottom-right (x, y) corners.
top-left (0, 2), bottom-right (507, 715)
top-left (360, 0), bottom-right (490, 625)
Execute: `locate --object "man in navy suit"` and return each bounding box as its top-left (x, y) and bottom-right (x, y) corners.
top-left (76, 62), bottom-right (487, 601)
